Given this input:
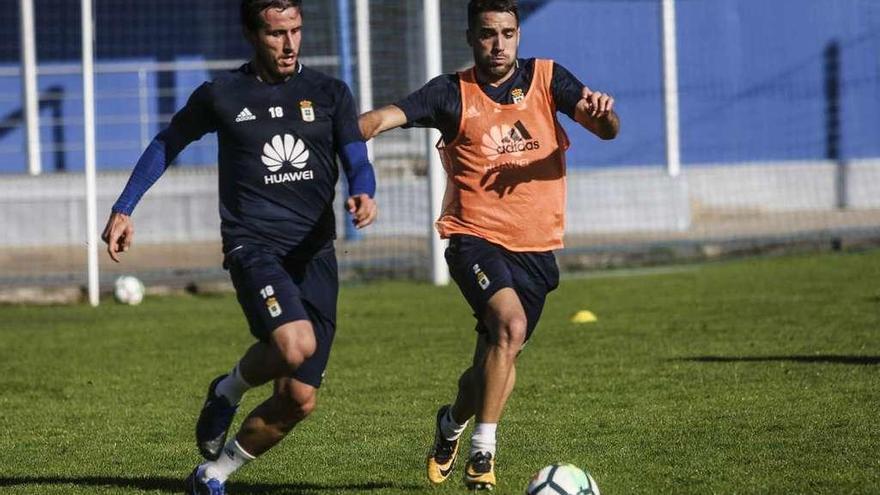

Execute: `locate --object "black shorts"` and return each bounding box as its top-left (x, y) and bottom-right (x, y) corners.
top-left (224, 245), bottom-right (338, 388)
top-left (445, 234), bottom-right (560, 341)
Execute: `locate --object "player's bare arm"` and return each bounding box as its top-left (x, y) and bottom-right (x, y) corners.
top-left (359, 105), bottom-right (408, 140)
top-left (101, 211), bottom-right (134, 263)
top-left (575, 86), bottom-right (619, 140)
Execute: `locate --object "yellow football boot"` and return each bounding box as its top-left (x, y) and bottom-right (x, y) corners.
top-left (426, 405), bottom-right (460, 484)
top-left (464, 451), bottom-right (495, 491)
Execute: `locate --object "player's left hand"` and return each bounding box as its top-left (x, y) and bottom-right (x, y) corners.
top-left (582, 86), bottom-right (615, 119)
top-left (346, 193), bottom-right (377, 229)
top-left (101, 211), bottom-right (134, 263)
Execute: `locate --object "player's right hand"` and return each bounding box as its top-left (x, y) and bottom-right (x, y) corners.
top-left (101, 212), bottom-right (134, 263)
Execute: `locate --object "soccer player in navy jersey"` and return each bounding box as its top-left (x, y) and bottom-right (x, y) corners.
top-left (360, 0), bottom-right (618, 490)
top-left (101, 1), bottom-right (377, 493)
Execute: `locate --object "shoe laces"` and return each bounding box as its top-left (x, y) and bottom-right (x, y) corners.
top-left (193, 469), bottom-right (225, 495)
top-left (469, 452), bottom-right (493, 474)
top-left (205, 478), bottom-right (226, 495)
top-left (433, 434), bottom-right (457, 463)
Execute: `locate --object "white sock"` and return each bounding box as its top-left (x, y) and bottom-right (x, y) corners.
top-left (440, 407), bottom-right (469, 441)
top-left (470, 422), bottom-right (497, 457)
top-left (215, 364), bottom-right (252, 405)
top-left (201, 439), bottom-right (256, 483)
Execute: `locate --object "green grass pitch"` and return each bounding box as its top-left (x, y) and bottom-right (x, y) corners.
top-left (0, 250), bottom-right (878, 494)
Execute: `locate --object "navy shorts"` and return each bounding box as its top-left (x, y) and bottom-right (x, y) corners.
top-left (445, 234), bottom-right (560, 341)
top-left (224, 245), bottom-right (338, 388)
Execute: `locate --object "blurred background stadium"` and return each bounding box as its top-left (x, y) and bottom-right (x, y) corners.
top-left (1, 0), bottom-right (878, 300)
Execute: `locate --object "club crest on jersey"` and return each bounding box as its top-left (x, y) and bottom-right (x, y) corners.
top-left (479, 121), bottom-right (540, 161)
top-left (511, 88), bottom-right (525, 104)
top-left (261, 134), bottom-right (314, 185)
top-left (300, 100), bottom-right (315, 122)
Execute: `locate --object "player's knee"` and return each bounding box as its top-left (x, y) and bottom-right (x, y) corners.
top-left (491, 315), bottom-right (527, 359)
top-left (497, 315), bottom-right (527, 353)
top-left (280, 342), bottom-right (316, 370)
top-left (289, 393), bottom-right (317, 420)
top-left (275, 383), bottom-right (317, 424)
top-left (275, 324), bottom-right (317, 370)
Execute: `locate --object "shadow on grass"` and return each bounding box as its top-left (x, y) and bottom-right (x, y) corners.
top-left (0, 475), bottom-right (418, 494)
top-left (675, 355), bottom-right (880, 365)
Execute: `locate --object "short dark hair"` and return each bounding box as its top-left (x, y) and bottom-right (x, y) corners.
top-left (467, 0), bottom-right (520, 30)
top-left (240, 0), bottom-right (302, 33)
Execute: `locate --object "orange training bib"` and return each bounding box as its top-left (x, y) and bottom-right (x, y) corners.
top-left (435, 59), bottom-right (570, 252)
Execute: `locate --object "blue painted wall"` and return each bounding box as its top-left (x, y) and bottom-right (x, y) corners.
top-left (520, 0), bottom-right (880, 167)
top-left (0, 61), bottom-right (214, 172)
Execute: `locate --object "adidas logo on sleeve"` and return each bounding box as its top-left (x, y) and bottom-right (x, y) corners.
top-left (235, 108), bottom-right (257, 123)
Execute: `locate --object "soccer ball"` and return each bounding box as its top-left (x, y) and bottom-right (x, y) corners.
top-left (525, 463), bottom-right (600, 495)
top-left (113, 275), bottom-right (145, 305)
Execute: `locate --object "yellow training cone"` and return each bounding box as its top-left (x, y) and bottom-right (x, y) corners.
top-left (570, 310), bottom-right (598, 323)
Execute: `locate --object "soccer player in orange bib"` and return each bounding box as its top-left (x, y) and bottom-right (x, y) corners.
top-left (360, 0), bottom-right (619, 490)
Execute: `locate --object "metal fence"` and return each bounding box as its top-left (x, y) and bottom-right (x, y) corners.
top-left (2, 0), bottom-right (879, 299)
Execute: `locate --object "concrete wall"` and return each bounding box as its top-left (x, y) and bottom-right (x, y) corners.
top-left (685, 159), bottom-right (880, 211)
top-left (0, 170), bottom-right (217, 247)
top-left (3, 160), bottom-right (877, 248)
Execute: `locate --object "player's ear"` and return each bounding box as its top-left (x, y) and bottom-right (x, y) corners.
top-left (466, 29), bottom-right (475, 48)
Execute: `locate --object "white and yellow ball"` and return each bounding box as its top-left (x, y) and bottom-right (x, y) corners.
top-left (525, 463), bottom-right (600, 495)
